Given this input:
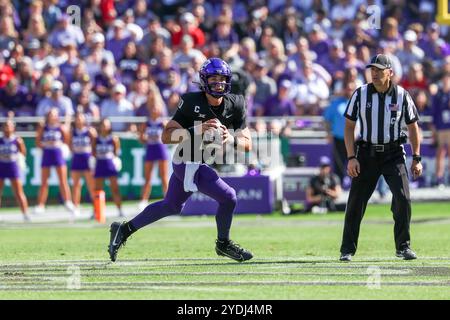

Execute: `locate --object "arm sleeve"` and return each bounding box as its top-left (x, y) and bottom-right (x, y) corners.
top-left (232, 95), bottom-right (248, 130)
top-left (344, 88), bottom-right (360, 121)
top-left (403, 91), bottom-right (419, 124)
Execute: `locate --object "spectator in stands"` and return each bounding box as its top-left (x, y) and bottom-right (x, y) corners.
top-left (413, 89), bottom-right (433, 138)
top-left (330, 0), bottom-right (357, 24)
top-left (210, 17), bottom-right (239, 61)
top-left (343, 45), bottom-right (365, 74)
top-left (99, 0), bottom-right (117, 28)
top-left (333, 67), bottom-right (364, 96)
top-left (67, 63), bottom-right (92, 101)
top-left (320, 39), bottom-right (346, 86)
top-left (85, 32), bottom-right (115, 70)
top-left (93, 58), bottom-right (119, 102)
top-left (418, 23), bottom-right (447, 64)
top-left (252, 60), bottom-right (277, 116)
top-left (48, 14), bottom-right (84, 49)
top-left (100, 83), bottom-right (134, 132)
top-left (15, 57), bottom-right (38, 94)
top-left (118, 41), bottom-right (140, 88)
top-left (135, 83), bottom-right (166, 117)
top-left (42, 0), bottom-right (62, 31)
top-left (80, 7), bottom-right (103, 35)
top-left (0, 16), bottom-right (18, 51)
top-left (400, 62), bottom-right (428, 94)
top-left (309, 24), bottom-right (329, 60)
top-left (23, 13), bottom-right (47, 43)
top-left (59, 40), bottom-right (80, 88)
top-left (430, 73), bottom-right (450, 187)
top-left (138, 16), bottom-right (171, 61)
top-left (237, 38), bottom-right (258, 71)
top-left (279, 10), bottom-right (301, 56)
top-left (295, 61), bottom-right (330, 115)
top-left (74, 88), bottom-right (100, 122)
top-left (0, 54), bottom-right (15, 89)
top-left (380, 40), bottom-right (403, 83)
top-left (397, 30), bottom-right (425, 73)
top-left (173, 35), bottom-right (206, 75)
top-left (133, 0), bottom-right (154, 29)
top-left (106, 19), bottom-right (132, 63)
top-left (259, 79), bottom-right (295, 117)
top-left (171, 12), bottom-right (205, 49)
top-left (36, 80), bottom-right (74, 117)
top-left (121, 9), bottom-right (144, 42)
top-left (151, 49), bottom-right (183, 109)
top-left (0, 78), bottom-right (36, 116)
top-left (305, 156), bottom-right (343, 213)
top-left (380, 17), bottom-right (402, 49)
top-left (127, 77), bottom-right (149, 110)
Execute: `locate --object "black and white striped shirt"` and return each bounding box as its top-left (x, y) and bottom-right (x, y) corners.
top-left (344, 83), bottom-right (419, 144)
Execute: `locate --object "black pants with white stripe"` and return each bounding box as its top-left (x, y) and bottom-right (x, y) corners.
top-left (340, 145), bottom-right (412, 254)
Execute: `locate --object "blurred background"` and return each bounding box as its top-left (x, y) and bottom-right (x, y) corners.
top-left (0, 0), bottom-right (449, 214)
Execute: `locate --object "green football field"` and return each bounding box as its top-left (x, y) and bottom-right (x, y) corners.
top-left (0, 202), bottom-right (449, 300)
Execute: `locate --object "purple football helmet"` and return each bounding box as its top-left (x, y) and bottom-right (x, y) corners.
top-left (199, 58), bottom-right (232, 97)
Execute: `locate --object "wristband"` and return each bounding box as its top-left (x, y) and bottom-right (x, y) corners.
top-left (347, 156), bottom-right (356, 161)
top-left (412, 155), bottom-right (421, 162)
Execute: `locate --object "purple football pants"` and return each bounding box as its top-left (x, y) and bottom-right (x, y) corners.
top-left (129, 162), bottom-right (237, 240)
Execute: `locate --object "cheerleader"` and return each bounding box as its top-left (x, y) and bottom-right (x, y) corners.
top-left (0, 120), bottom-right (29, 221)
top-left (35, 108), bottom-right (75, 214)
top-left (92, 118), bottom-right (124, 217)
top-left (138, 104), bottom-right (169, 211)
top-left (69, 112), bottom-right (96, 216)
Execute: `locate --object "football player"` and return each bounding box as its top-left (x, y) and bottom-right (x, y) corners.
top-left (108, 58), bottom-right (253, 262)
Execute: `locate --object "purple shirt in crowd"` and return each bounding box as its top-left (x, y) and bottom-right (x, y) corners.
top-left (0, 86), bottom-right (37, 114)
top-left (431, 90), bottom-right (450, 130)
top-left (106, 36), bottom-right (132, 64)
top-left (263, 95), bottom-right (296, 117)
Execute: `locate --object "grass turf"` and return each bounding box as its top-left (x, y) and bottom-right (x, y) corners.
top-left (0, 202), bottom-right (449, 299)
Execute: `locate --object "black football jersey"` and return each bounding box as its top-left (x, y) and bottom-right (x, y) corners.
top-left (172, 91), bottom-right (247, 130)
top-left (171, 91), bottom-right (247, 164)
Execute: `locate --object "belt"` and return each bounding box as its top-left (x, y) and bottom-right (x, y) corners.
top-left (357, 140), bottom-right (403, 153)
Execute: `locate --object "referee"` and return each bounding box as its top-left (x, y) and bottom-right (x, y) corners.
top-left (340, 54), bottom-right (423, 261)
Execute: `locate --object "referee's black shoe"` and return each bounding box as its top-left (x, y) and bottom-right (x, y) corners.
top-left (396, 248), bottom-right (417, 260)
top-left (215, 239), bottom-right (253, 262)
top-left (108, 222), bottom-right (128, 262)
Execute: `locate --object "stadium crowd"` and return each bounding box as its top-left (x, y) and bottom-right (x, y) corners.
top-left (0, 0), bottom-right (447, 120)
top-left (0, 0), bottom-right (449, 183)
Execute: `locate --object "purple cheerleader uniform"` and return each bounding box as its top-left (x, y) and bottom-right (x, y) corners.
top-left (0, 136), bottom-right (20, 179)
top-left (41, 125), bottom-right (65, 168)
top-left (71, 128), bottom-right (92, 171)
top-left (94, 135), bottom-right (118, 178)
top-left (144, 119), bottom-right (169, 162)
